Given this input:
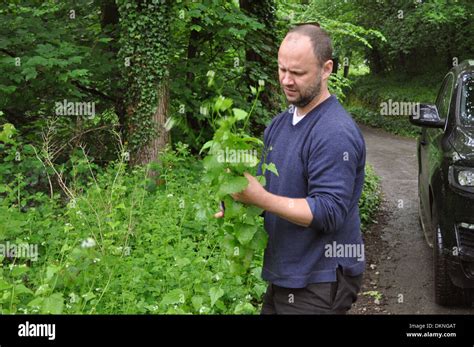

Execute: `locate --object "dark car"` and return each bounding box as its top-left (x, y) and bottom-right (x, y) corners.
top-left (410, 60), bottom-right (474, 306)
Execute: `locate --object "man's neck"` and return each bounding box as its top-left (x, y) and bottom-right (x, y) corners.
top-left (297, 90), bottom-right (331, 115)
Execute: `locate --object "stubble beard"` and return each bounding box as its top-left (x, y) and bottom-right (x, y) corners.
top-left (287, 73), bottom-right (322, 108)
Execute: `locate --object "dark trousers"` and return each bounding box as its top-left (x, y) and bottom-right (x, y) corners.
top-left (261, 267), bottom-right (363, 314)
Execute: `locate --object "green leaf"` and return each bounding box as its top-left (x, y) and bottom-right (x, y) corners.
top-left (22, 67), bottom-right (37, 81)
top-left (41, 293), bottom-right (64, 314)
top-left (191, 296), bottom-right (204, 311)
top-left (116, 202), bottom-right (126, 209)
top-left (0, 123), bottom-right (16, 144)
top-left (26, 56), bottom-right (50, 67)
top-left (190, 24), bottom-right (202, 32)
top-left (0, 85), bottom-right (16, 94)
top-left (234, 302), bottom-right (255, 314)
top-left (235, 223), bottom-right (258, 245)
top-left (222, 197), bottom-right (243, 219)
top-left (45, 265), bottom-right (60, 282)
top-left (82, 291), bottom-right (96, 302)
top-left (209, 287), bottom-right (224, 307)
top-left (202, 155), bottom-right (221, 172)
top-left (217, 176), bottom-right (248, 197)
top-left (14, 284), bottom-right (33, 295)
top-left (263, 162), bottom-right (279, 176)
top-left (232, 108), bottom-right (248, 121)
top-left (175, 257), bottom-right (191, 267)
top-left (34, 284), bottom-right (50, 297)
top-left (68, 69), bottom-right (89, 78)
top-left (199, 140), bottom-right (214, 155)
top-left (160, 289), bottom-right (186, 306)
top-left (214, 97), bottom-right (233, 113)
top-left (11, 265), bottom-right (29, 277)
top-left (0, 278), bottom-right (11, 291)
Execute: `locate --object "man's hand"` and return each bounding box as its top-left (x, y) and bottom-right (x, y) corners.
top-left (213, 172), bottom-right (313, 227)
top-left (231, 172), bottom-right (267, 206)
top-left (214, 201), bottom-right (225, 219)
top-left (214, 172), bottom-right (266, 218)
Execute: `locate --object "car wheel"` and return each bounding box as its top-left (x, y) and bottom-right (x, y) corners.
top-left (433, 223), bottom-right (472, 306)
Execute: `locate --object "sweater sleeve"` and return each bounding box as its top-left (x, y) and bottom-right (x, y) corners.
top-left (305, 127), bottom-right (360, 234)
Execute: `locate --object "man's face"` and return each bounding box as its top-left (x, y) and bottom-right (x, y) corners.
top-left (278, 33), bottom-right (323, 108)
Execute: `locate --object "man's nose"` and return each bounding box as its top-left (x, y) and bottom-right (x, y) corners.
top-left (281, 73), bottom-right (294, 86)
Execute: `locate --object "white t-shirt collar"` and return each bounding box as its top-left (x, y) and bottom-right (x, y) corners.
top-left (292, 106), bottom-right (306, 125)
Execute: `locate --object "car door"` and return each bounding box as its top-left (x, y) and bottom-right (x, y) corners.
top-left (420, 73), bottom-right (454, 245)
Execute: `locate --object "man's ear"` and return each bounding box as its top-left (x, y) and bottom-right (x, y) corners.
top-left (322, 60), bottom-right (333, 80)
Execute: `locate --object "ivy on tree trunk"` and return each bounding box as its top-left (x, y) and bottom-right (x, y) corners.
top-left (117, 0), bottom-right (171, 165)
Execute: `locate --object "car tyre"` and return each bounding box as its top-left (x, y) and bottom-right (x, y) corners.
top-left (434, 222), bottom-right (472, 306)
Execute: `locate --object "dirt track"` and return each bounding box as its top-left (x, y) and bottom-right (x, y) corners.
top-left (353, 124), bottom-right (474, 314)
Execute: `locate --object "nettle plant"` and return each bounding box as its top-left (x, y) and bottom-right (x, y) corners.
top-left (199, 81), bottom-right (278, 275)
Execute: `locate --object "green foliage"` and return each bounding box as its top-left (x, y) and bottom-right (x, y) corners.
top-left (117, 0), bottom-right (171, 159)
top-left (0, 0), bottom-right (121, 163)
top-left (358, 164), bottom-right (381, 231)
top-left (0, 1), bottom-right (387, 315)
top-left (0, 141), bottom-right (266, 314)
top-left (348, 106), bottom-right (418, 138)
top-left (311, 0), bottom-right (474, 74)
top-left (199, 88), bottom-right (276, 276)
top-left (168, 0), bottom-right (277, 152)
top-left (0, 108), bottom-right (381, 314)
top-left (300, 0), bottom-right (386, 50)
top-left (346, 73), bottom-right (440, 137)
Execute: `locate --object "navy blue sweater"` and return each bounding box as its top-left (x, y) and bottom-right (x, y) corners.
top-left (257, 95), bottom-right (366, 288)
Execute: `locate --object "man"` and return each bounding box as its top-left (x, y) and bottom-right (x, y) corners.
top-left (216, 24), bottom-right (366, 314)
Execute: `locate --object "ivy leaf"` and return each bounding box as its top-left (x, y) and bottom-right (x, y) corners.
top-left (209, 287), bottom-right (224, 307)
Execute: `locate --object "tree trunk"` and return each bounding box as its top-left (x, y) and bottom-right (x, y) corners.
top-left (134, 80), bottom-right (170, 165)
top-left (117, 0), bottom-right (171, 165)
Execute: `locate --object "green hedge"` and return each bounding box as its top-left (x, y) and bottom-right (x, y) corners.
top-left (359, 163), bottom-right (381, 231)
top-left (345, 73), bottom-right (441, 137)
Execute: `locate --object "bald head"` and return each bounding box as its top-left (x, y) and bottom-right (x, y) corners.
top-left (285, 25), bottom-right (333, 67)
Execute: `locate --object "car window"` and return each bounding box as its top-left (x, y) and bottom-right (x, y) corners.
top-left (436, 74), bottom-right (454, 120)
top-left (460, 73), bottom-right (474, 127)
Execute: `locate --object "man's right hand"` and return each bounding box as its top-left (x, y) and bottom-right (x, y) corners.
top-left (213, 201), bottom-right (225, 218)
